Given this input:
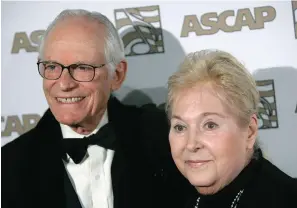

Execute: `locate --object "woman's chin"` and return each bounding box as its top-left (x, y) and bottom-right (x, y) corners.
top-left (187, 175), bottom-right (217, 194)
top-left (190, 179), bottom-right (214, 188)
top-left (196, 186), bottom-right (219, 195)
top-left (189, 178), bottom-right (220, 195)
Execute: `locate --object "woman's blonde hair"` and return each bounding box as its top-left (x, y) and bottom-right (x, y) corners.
top-left (167, 49), bottom-right (260, 127)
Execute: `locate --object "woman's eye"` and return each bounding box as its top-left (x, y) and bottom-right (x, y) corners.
top-left (173, 124), bottom-right (186, 133)
top-left (205, 122), bottom-right (218, 130)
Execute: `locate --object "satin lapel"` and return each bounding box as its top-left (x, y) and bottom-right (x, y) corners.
top-left (110, 141), bottom-right (126, 208)
top-left (35, 109), bottom-right (82, 208)
top-left (63, 170), bottom-right (83, 208)
top-left (108, 97), bottom-right (126, 208)
top-left (107, 96), bottom-right (141, 208)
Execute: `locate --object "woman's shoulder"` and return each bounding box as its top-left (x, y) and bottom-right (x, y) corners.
top-left (260, 158), bottom-right (297, 188)
top-left (240, 157), bottom-right (297, 207)
top-left (252, 157), bottom-right (297, 202)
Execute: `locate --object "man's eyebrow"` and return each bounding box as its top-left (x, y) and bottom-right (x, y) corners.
top-left (38, 59), bottom-right (58, 63)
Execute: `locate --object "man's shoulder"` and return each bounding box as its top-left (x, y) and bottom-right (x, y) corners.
top-left (1, 128), bottom-right (39, 186)
top-left (2, 108), bottom-right (60, 158)
top-left (117, 100), bottom-right (169, 128)
top-left (2, 128), bottom-right (38, 159)
top-left (134, 103), bottom-right (170, 137)
top-left (139, 103), bottom-right (168, 122)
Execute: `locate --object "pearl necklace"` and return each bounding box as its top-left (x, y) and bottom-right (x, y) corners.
top-left (194, 189), bottom-right (244, 208)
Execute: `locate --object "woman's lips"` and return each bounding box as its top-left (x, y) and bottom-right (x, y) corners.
top-left (185, 160), bottom-right (211, 168)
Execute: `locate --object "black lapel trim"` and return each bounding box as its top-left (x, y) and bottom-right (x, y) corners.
top-left (107, 96), bottom-right (143, 208)
top-left (34, 109), bottom-right (82, 208)
top-left (107, 96), bottom-right (127, 208)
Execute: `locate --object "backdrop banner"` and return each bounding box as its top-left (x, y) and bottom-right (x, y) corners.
top-left (2, 1), bottom-right (297, 177)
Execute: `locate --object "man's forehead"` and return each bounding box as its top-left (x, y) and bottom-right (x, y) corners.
top-left (47, 16), bottom-right (106, 41)
top-left (42, 40), bottom-right (105, 64)
top-left (53, 15), bottom-right (105, 29)
top-left (41, 16), bottom-right (107, 62)
top-left (44, 19), bottom-right (106, 48)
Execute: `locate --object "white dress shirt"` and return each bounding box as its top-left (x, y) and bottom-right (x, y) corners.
top-left (60, 110), bottom-right (114, 208)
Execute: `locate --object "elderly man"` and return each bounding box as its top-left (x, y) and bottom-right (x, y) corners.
top-left (2, 9), bottom-right (195, 208)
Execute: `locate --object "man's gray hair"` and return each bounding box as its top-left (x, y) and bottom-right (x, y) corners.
top-left (38, 9), bottom-right (125, 74)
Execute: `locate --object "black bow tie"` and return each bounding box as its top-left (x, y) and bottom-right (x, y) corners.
top-left (61, 123), bottom-right (116, 164)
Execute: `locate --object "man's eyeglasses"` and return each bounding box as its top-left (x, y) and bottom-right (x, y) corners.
top-left (37, 61), bottom-right (107, 82)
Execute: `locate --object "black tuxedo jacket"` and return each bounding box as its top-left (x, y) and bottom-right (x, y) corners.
top-left (2, 97), bottom-right (196, 208)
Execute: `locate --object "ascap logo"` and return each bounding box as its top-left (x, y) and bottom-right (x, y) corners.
top-left (11, 30), bottom-right (45, 54)
top-left (292, 0), bottom-right (297, 39)
top-left (181, 6), bottom-right (276, 37)
top-left (1, 114), bottom-right (41, 137)
top-left (256, 79), bottom-right (279, 129)
top-left (114, 5), bottom-right (164, 56)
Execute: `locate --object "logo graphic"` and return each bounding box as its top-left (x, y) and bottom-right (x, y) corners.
top-left (114, 5), bottom-right (164, 56)
top-left (1, 114), bottom-right (41, 137)
top-left (181, 6), bottom-right (276, 37)
top-left (11, 30), bottom-right (45, 54)
top-left (292, 0), bottom-right (297, 39)
top-left (256, 80), bottom-right (279, 129)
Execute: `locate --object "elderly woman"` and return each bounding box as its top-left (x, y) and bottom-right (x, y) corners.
top-left (166, 50), bottom-right (297, 208)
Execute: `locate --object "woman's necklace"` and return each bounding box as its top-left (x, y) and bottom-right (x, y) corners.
top-left (194, 189), bottom-right (244, 208)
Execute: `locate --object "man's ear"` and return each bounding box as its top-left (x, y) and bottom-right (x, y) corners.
top-left (246, 113), bottom-right (258, 150)
top-left (111, 60), bottom-right (127, 91)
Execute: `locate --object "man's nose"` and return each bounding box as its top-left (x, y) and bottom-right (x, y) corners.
top-left (58, 69), bottom-right (78, 91)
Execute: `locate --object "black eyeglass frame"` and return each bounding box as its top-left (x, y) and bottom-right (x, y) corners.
top-left (37, 61), bottom-right (107, 82)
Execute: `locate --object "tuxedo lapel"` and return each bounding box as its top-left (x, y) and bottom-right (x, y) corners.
top-left (34, 96), bottom-right (141, 208)
top-left (107, 96), bottom-right (147, 208)
top-left (34, 97), bottom-right (129, 208)
top-left (63, 170), bottom-right (83, 208)
top-left (110, 142), bottom-right (126, 208)
top-left (107, 96), bottom-right (127, 208)
top-left (35, 110), bottom-right (82, 208)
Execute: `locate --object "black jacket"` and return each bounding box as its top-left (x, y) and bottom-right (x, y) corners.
top-left (2, 97), bottom-right (196, 208)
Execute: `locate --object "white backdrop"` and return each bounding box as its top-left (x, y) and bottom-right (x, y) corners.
top-left (1, 1), bottom-right (297, 177)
